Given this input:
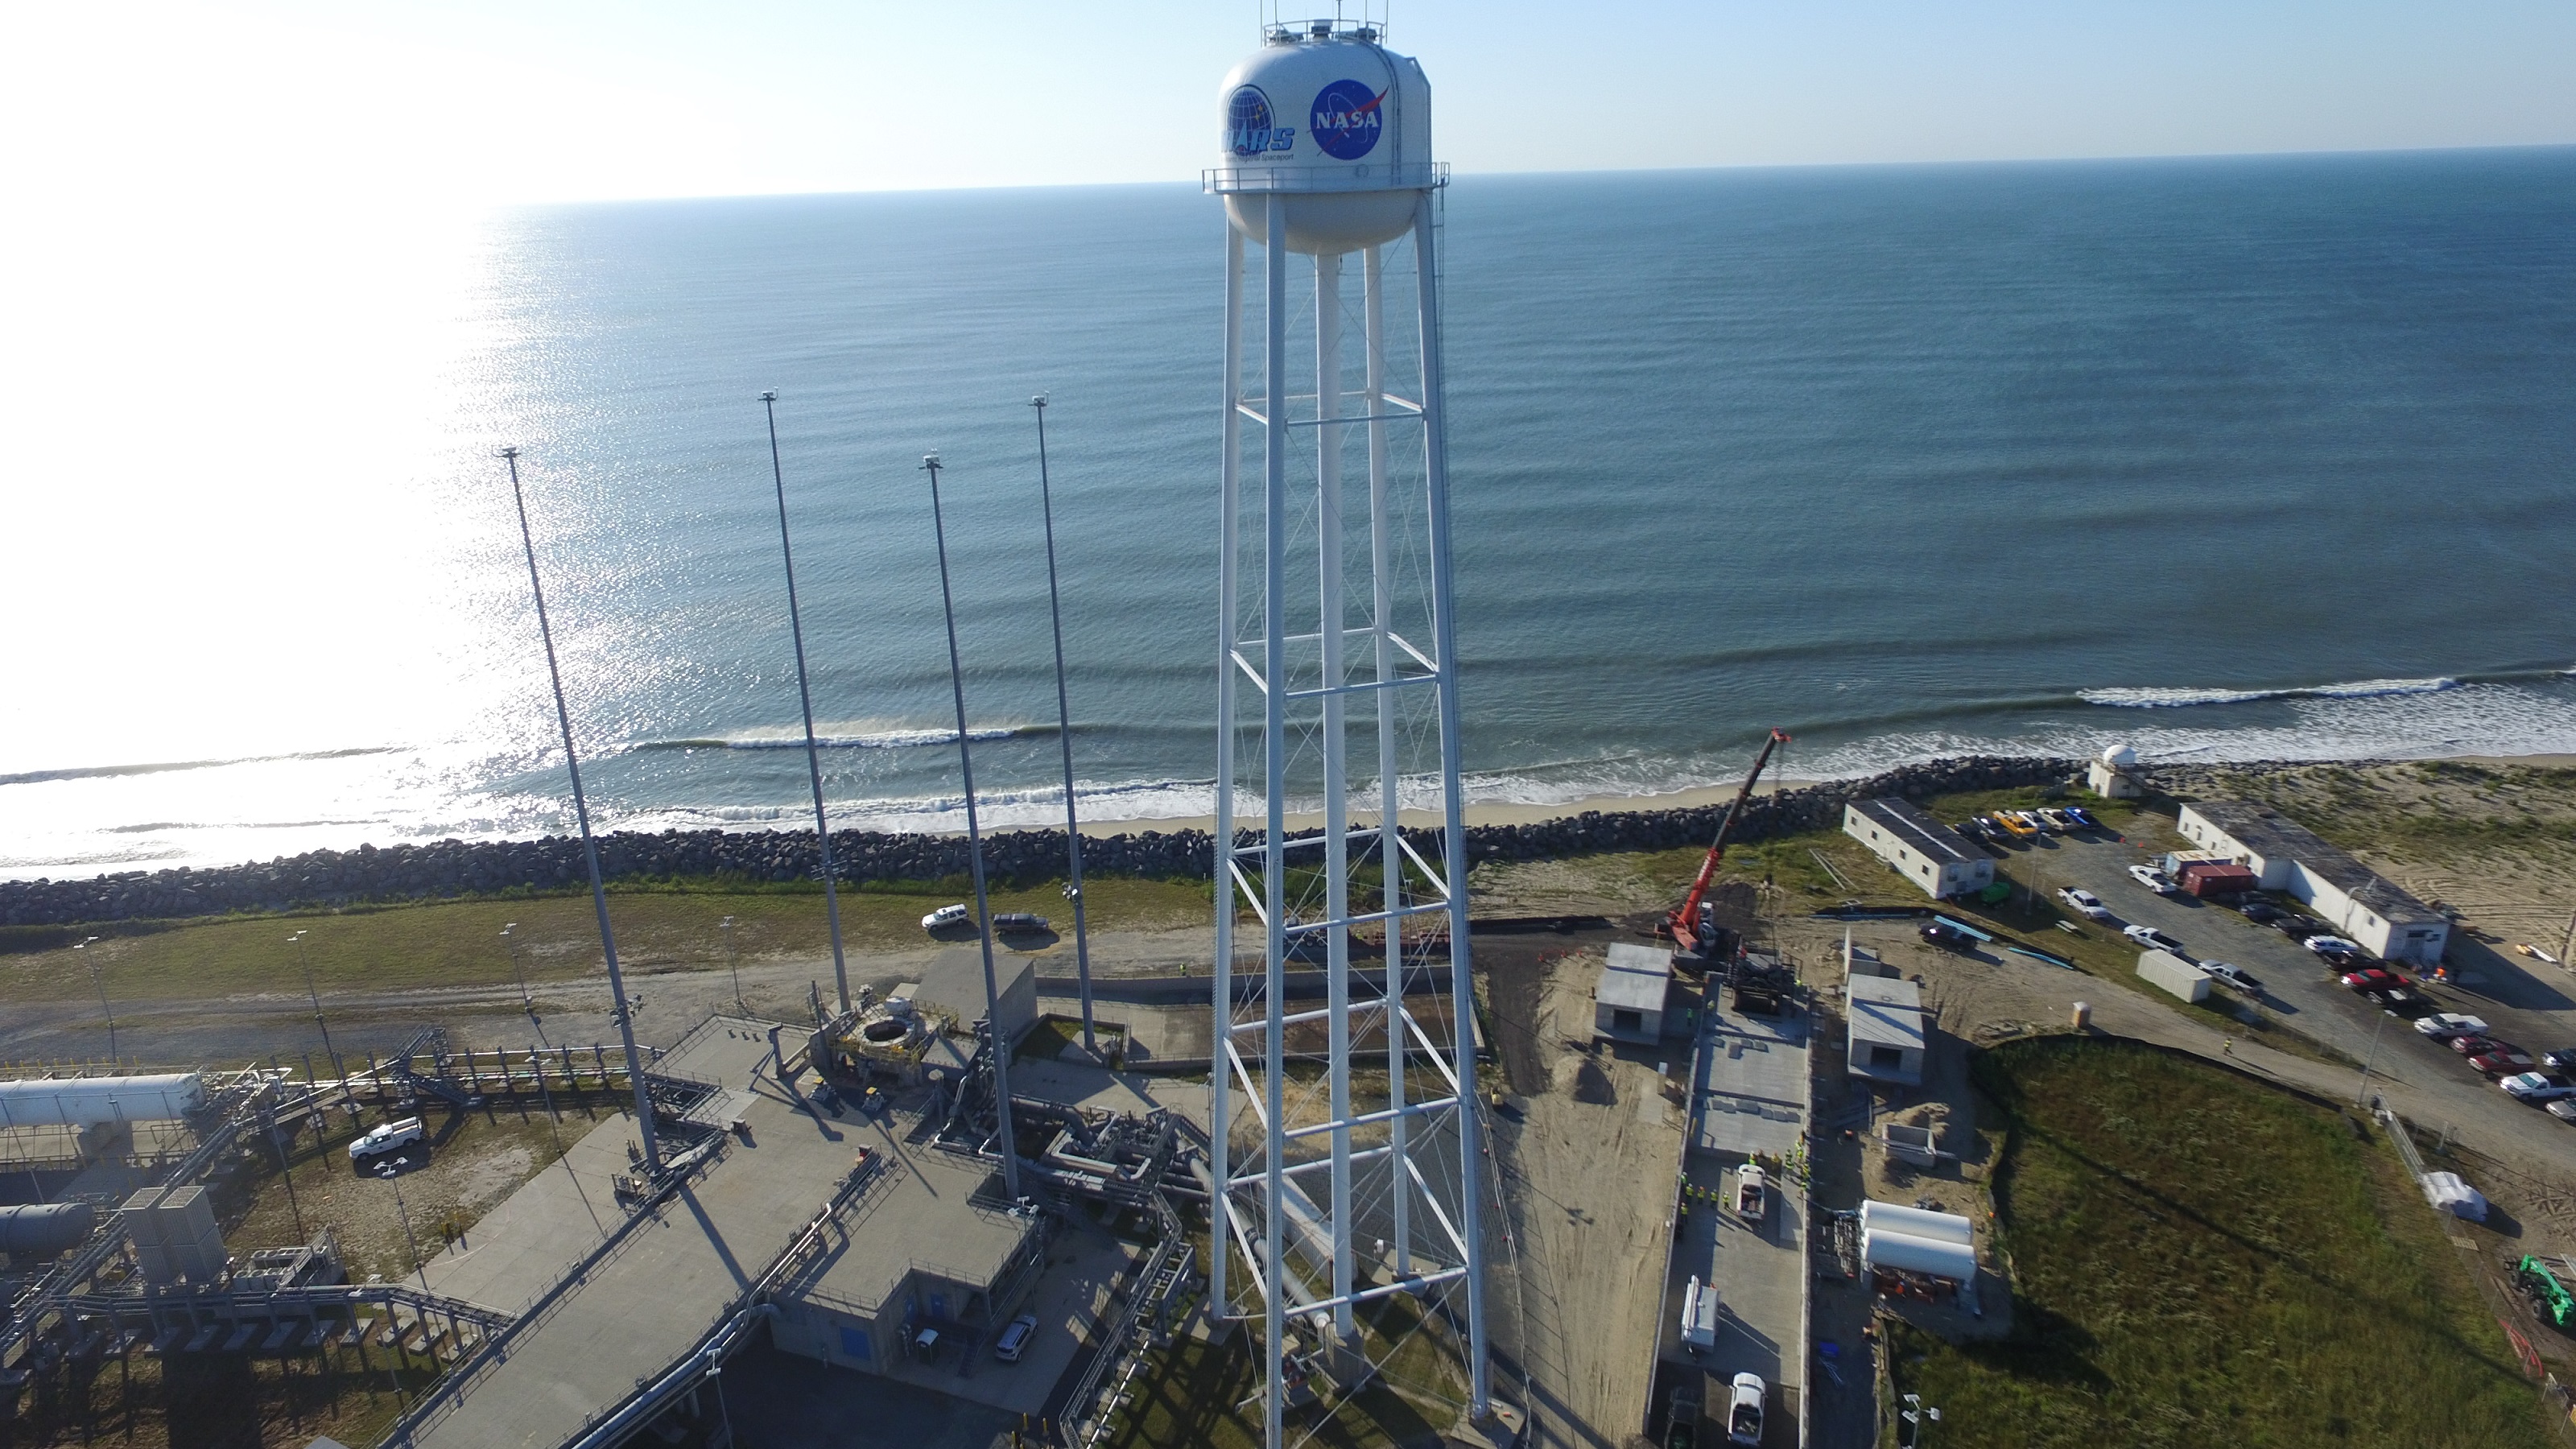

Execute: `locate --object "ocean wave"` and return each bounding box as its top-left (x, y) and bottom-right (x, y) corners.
top-left (626, 724), bottom-right (1047, 753)
top-left (2080, 677), bottom-right (2458, 708)
top-left (0, 747), bottom-right (406, 789)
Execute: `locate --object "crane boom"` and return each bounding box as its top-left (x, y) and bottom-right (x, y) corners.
top-left (1668, 728), bottom-right (1792, 956)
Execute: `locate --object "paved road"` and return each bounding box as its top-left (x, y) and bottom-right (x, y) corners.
top-left (2002, 830), bottom-right (2576, 1183)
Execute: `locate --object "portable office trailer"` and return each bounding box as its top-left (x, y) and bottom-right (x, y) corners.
top-left (2136, 950), bottom-right (2211, 1003)
top-left (2177, 801), bottom-right (2450, 964)
top-left (1843, 799), bottom-right (1992, 901)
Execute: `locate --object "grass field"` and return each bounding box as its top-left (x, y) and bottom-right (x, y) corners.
top-left (0, 875), bottom-right (1213, 1003)
top-left (1100, 1286), bottom-right (1464, 1449)
top-left (1885, 1037), bottom-right (2550, 1449)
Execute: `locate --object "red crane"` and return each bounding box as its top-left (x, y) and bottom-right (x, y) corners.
top-left (1666, 728), bottom-right (1792, 957)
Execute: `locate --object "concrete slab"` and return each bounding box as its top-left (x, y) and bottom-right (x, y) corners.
top-left (1692, 1007), bottom-right (1809, 1161)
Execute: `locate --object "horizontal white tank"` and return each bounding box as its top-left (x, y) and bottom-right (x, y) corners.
top-left (1863, 1227), bottom-right (1977, 1282)
top-left (1215, 24), bottom-right (1434, 254)
top-left (0, 1073), bottom-right (206, 1129)
top-left (1860, 1199), bottom-right (1974, 1245)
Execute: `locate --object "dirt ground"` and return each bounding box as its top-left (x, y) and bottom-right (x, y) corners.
top-left (1480, 933), bottom-right (1688, 1449)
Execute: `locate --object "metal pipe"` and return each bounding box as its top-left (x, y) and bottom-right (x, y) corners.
top-left (502, 447), bottom-right (660, 1174)
top-left (762, 391), bottom-right (852, 1018)
top-left (923, 452), bottom-right (1021, 1201)
top-left (1315, 247), bottom-right (1356, 1339)
top-left (1412, 189), bottom-right (1488, 1413)
top-left (1210, 223), bottom-right (1245, 1317)
top-left (1031, 394), bottom-right (1096, 1055)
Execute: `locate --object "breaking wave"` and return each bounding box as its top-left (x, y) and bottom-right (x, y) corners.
top-left (2080, 677), bottom-right (2459, 708)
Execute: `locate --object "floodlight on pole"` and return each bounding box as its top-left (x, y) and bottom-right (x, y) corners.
top-left (74, 936), bottom-right (114, 1063)
top-left (761, 390), bottom-right (852, 1017)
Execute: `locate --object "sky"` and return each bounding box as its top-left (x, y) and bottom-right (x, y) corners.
top-left (4, 1), bottom-right (2573, 212)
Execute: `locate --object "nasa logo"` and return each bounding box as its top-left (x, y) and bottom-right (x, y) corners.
top-left (1227, 85), bottom-right (1294, 157)
top-left (1308, 79), bottom-right (1385, 160)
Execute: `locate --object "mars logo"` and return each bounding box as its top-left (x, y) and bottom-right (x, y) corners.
top-left (1308, 79), bottom-right (1385, 160)
top-left (1226, 85), bottom-right (1294, 157)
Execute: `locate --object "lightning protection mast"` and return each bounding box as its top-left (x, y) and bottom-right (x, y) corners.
top-left (1204, 19), bottom-right (1484, 1447)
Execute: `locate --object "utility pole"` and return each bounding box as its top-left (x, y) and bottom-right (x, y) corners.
top-left (1030, 395), bottom-right (1097, 1055)
top-left (925, 452), bottom-right (1021, 1199)
top-left (720, 915), bottom-right (741, 1010)
top-left (73, 936), bottom-right (114, 1063)
top-left (291, 929), bottom-right (339, 1079)
top-left (2355, 1009), bottom-right (2389, 1106)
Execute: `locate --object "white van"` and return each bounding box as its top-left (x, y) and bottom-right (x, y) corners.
top-left (1679, 1275), bottom-right (1718, 1350)
top-left (994, 1313), bottom-right (1038, 1362)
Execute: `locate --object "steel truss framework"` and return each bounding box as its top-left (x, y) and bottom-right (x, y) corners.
top-left (1208, 186), bottom-right (1488, 1449)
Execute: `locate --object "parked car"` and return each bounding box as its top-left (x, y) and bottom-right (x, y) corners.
top-left (1735, 1162), bottom-right (1769, 1220)
top-left (1989, 811), bottom-right (2038, 840)
top-left (2128, 864), bottom-right (2175, 894)
top-left (2546, 1048), bottom-right (2576, 1071)
top-left (2123, 924), bottom-right (2186, 955)
top-left (2304, 935), bottom-right (2363, 959)
top-left (2056, 887), bottom-right (2114, 921)
top-left (2364, 987), bottom-right (2434, 1017)
top-left (921, 902), bottom-right (972, 931)
top-left (1922, 922), bottom-right (1977, 952)
top-left (2339, 968), bottom-right (2407, 991)
top-left (2275, 918), bottom-right (2332, 940)
top-left (2416, 1013), bottom-right (2489, 1040)
top-left (1951, 818), bottom-right (1990, 842)
top-left (2235, 899), bottom-right (2282, 923)
top-left (349, 1117), bottom-right (426, 1162)
top-left (2037, 807), bottom-right (2078, 832)
top-left (2473, 1049), bottom-right (2539, 1077)
top-left (2200, 961), bottom-right (2262, 994)
top-left (993, 1313), bottom-right (1039, 1363)
top-left (2549, 1098), bottom-right (2576, 1125)
top-left (1726, 1373), bottom-right (1767, 1447)
top-left (2503, 1072), bottom-right (2576, 1103)
top-left (992, 912), bottom-right (1051, 933)
top-left (2450, 1034), bottom-right (2512, 1057)
top-left (2062, 806), bottom-right (2100, 830)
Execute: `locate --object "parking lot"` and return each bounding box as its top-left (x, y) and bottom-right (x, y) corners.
top-left (1993, 825), bottom-right (2576, 1182)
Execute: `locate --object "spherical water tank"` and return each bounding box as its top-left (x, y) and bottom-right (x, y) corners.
top-left (2100, 743), bottom-right (2139, 769)
top-left (1214, 25), bottom-right (1434, 254)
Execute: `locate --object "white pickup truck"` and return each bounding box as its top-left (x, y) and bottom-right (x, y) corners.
top-left (349, 1117), bottom-right (425, 1162)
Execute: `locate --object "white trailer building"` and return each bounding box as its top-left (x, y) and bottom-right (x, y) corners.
top-left (2175, 801), bottom-right (2450, 965)
top-left (1843, 799), bottom-right (1993, 901)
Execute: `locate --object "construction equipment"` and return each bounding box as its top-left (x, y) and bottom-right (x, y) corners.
top-left (2518, 1255), bottom-right (2576, 1330)
top-left (1664, 729), bottom-right (1792, 960)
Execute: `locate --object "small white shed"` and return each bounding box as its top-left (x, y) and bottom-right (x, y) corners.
top-left (1594, 943), bottom-right (1673, 1044)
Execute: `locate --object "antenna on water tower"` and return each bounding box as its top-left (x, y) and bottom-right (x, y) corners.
top-left (1203, 20), bottom-right (1486, 1447)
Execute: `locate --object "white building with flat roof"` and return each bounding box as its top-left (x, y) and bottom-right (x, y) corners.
top-left (1846, 975), bottom-right (1926, 1086)
top-left (2175, 801), bottom-right (2449, 965)
top-left (1594, 942), bottom-right (1674, 1043)
top-left (1843, 799), bottom-right (1993, 901)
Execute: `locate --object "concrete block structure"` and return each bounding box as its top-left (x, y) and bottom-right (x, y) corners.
top-left (1843, 799), bottom-right (1992, 900)
top-left (1845, 976), bottom-right (1926, 1085)
top-left (1593, 943), bottom-right (1673, 1043)
top-left (2176, 801), bottom-right (2450, 964)
top-left (906, 951), bottom-right (1039, 1049)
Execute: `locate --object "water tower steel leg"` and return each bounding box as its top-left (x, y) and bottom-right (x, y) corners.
top-left (1209, 225), bottom-right (1245, 1318)
top-left (1414, 189), bottom-right (1490, 1414)
top-left (1364, 241), bottom-right (1410, 1278)
top-left (1315, 247), bottom-right (1358, 1340)
top-left (1261, 192), bottom-right (1291, 1449)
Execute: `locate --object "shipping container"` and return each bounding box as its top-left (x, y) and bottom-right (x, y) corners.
top-left (2179, 861), bottom-right (2258, 898)
top-left (2137, 949), bottom-right (2211, 1003)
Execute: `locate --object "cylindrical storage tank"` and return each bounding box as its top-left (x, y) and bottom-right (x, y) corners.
top-left (0, 1073), bottom-right (207, 1129)
top-left (1214, 23), bottom-right (1434, 254)
top-left (0, 1202), bottom-right (97, 1257)
top-left (1862, 1228), bottom-right (1978, 1282)
top-left (1860, 1199), bottom-right (1974, 1245)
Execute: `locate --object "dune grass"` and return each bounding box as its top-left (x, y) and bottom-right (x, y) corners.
top-left (0, 876), bottom-right (1212, 1003)
top-left (1884, 1037), bottom-right (2550, 1449)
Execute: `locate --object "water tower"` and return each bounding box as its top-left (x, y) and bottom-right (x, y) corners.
top-left (1203, 19), bottom-right (1488, 1443)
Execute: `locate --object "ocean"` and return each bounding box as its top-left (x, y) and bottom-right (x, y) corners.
top-left (6, 147), bottom-right (2575, 880)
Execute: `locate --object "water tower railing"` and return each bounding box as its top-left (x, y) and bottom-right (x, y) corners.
top-left (1202, 162), bottom-right (1447, 194)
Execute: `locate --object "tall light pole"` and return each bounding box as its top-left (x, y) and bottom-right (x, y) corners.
top-left (2355, 1008), bottom-right (2390, 1106)
top-left (73, 936), bottom-right (114, 1063)
top-left (1899, 1393), bottom-right (1942, 1447)
top-left (291, 929), bottom-right (338, 1079)
top-left (502, 922), bottom-right (530, 1010)
top-left (1030, 395), bottom-right (1097, 1056)
top-left (502, 444), bottom-right (662, 1174)
top-left (761, 390), bottom-right (852, 1018)
top-left (924, 452), bottom-right (1020, 1199)
top-left (387, 1171), bottom-right (429, 1292)
top-left (720, 915), bottom-right (741, 1011)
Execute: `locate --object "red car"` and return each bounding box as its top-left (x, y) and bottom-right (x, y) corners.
top-left (2472, 1050), bottom-right (2538, 1076)
top-left (2450, 1034), bottom-right (2512, 1057)
top-left (2340, 968), bottom-right (2407, 991)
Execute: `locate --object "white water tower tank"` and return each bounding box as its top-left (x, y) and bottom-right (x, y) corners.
top-left (1215, 23), bottom-right (1434, 254)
